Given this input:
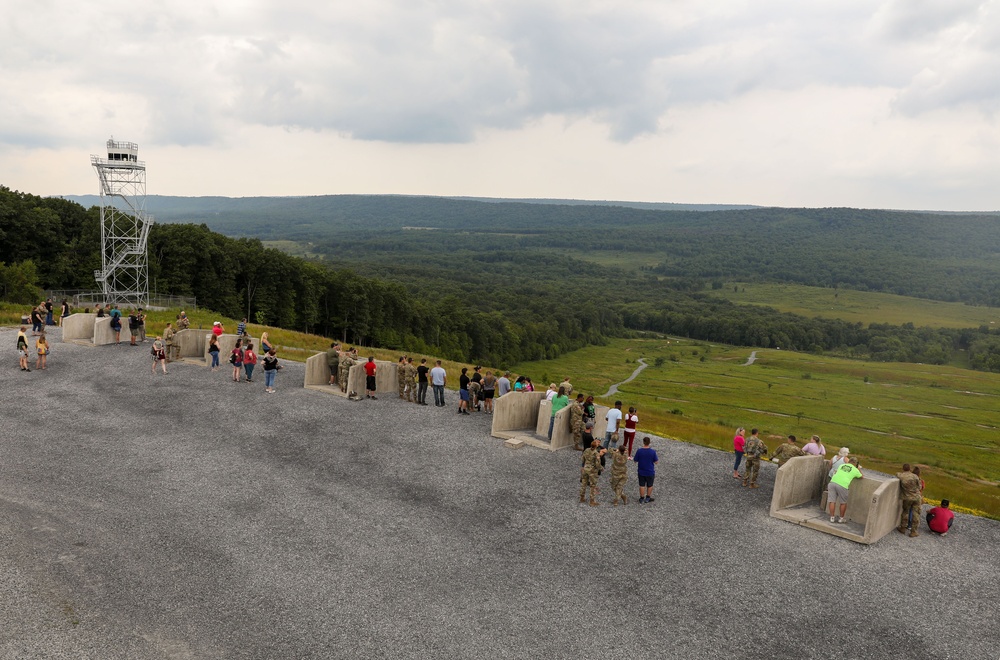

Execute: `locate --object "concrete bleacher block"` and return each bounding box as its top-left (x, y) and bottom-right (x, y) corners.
top-left (770, 455), bottom-right (903, 544)
top-left (535, 400), bottom-right (611, 450)
top-left (490, 391), bottom-right (547, 440)
top-left (345, 360), bottom-right (396, 397)
top-left (303, 351), bottom-right (350, 397)
top-left (93, 316), bottom-right (122, 346)
top-left (204, 334), bottom-right (255, 365)
top-left (173, 329), bottom-right (206, 361)
top-left (504, 438), bottom-right (526, 449)
top-left (62, 313), bottom-right (96, 343)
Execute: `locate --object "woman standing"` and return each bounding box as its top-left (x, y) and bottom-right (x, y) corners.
top-left (230, 340), bottom-right (244, 382)
top-left (481, 370), bottom-right (497, 414)
top-left (263, 349), bottom-right (280, 393)
top-left (732, 427), bottom-right (746, 479)
top-left (243, 342), bottom-right (258, 383)
top-left (35, 333), bottom-right (49, 370)
top-left (208, 334), bottom-right (221, 371)
top-left (151, 336), bottom-right (167, 374)
top-left (59, 299), bottom-right (70, 327)
top-left (260, 332), bottom-right (272, 355)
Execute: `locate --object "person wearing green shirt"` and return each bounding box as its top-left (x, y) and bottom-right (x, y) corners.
top-left (548, 386), bottom-right (570, 441)
top-left (827, 457), bottom-right (863, 523)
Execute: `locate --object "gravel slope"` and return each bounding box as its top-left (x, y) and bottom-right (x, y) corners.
top-left (1, 326), bottom-right (997, 659)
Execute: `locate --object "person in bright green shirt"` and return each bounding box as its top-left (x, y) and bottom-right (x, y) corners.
top-left (548, 386), bottom-right (570, 441)
top-left (827, 457), bottom-right (863, 523)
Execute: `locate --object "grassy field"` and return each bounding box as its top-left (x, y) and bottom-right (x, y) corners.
top-left (707, 282), bottom-right (1000, 329)
top-left (510, 337), bottom-right (1000, 519)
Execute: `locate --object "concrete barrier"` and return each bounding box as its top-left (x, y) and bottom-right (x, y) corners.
top-left (173, 329), bottom-right (206, 362)
top-left (770, 455), bottom-right (902, 544)
top-left (491, 392), bottom-right (547, 439)
top-left (93, 316), bottom-right (123, 346)
top-left (345, 360), bottom-right (397, 397)
top-left (62, 313), bottom-right (96, 343)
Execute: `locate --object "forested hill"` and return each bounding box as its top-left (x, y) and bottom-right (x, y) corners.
top-left (62, 194), bottom-right (1000, 307)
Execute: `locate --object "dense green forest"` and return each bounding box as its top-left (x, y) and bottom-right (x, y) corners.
top-left (8, 186), bottom-right (1000, 369)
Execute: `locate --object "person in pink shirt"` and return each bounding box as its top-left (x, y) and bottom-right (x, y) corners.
top-left (802, 435), bottom-right (826, 457)
top-left (926, 500), bottom-right (955, 536)
top-left (212, 321), bottom-right (224, 337)
top-left (732, 427), bottom-right (746, 479)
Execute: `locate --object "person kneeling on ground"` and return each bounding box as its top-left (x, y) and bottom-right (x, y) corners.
top-left (827, 457), bottom-right (862, 524)
top-left (926, 499), bottom-right (955, 536)
top-left (634, 437), bottom-right (658, 504)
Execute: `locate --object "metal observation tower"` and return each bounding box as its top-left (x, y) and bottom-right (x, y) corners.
top-left (90, 138), bottom-right (153, 307)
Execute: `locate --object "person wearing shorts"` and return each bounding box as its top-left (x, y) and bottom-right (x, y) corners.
top-left (633, 436), bottom-right (658, 504)
top-left (364, 356), bottom-right (377, 399)
top-left (827, 457), bottom-right (862, 523)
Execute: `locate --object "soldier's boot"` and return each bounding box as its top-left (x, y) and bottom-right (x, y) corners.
top-left (750, 483), bottom-right (759, 489)
top-left (909, 529), bottom-right (919, 538)
top-left (622, 494), bottom-right (628, 505)
top-left (579, 487), bottom-right (586, 503)
top-left (897, 526), bottom-right (907, 534)
top-left (589, 498), bottom-right (600, 507)
top-left (589, 487), bottom-right (599, 506)
top-left (742, 480), bottom-right (749, 487)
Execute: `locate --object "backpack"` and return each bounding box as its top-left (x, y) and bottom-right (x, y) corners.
top-left (229, 352), bottom-right (238, 365)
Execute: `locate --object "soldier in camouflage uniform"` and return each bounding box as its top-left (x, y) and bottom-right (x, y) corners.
top-left (467, 379), bottom-right (482, 411)
top-left (339, 349), bottom-right (357, 393)
top-left (771, 435), bottom-right (806, 465)
top-left (742, 429), bottom-right (768, 488)
top-left (569, 394), bottom-right (585, 450)
top-left (162, 322), bottom-right (177, 362)
top-left (896, 463), bottom-right (923, 537)
top-left (579, 439), bottom-right (606, 506)
top-left (404, 357), bottom-right (418, 403)
top-left (609, 444), bottom-right (629, 506)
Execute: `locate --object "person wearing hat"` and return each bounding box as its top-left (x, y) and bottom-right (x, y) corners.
top-left (828, 457), bottom-right (863, 523)
top-left (177, 311), bottom-right (190, 330)
top-left (772, 435), bottom-right (806, 465)
top-left (212, 321), bottom-right (224, 337)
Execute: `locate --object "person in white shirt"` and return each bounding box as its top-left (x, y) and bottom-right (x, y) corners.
top-left (545, 383), bottom-right (558, 401)
top-left (604, 400), bottom-right (623, 450)
top-left (430, 361), bottom-right (447, 407)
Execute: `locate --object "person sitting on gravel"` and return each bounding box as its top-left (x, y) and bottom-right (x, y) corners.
top-left (926, 500), bottom-right (955, 536)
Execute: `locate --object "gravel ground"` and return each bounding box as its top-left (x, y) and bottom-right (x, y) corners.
top-left (1, 326), bottom-right (998, 660)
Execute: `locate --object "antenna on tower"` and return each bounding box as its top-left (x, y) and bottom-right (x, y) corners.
top-left (90, 138), bottom-right (153, 307)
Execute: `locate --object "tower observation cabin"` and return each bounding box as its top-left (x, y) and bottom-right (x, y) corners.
top-left (90, 138), bottom-right (153, 307)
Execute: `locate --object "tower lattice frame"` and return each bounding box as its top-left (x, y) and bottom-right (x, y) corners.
top-left (91, 138), bottom-right (153, 307)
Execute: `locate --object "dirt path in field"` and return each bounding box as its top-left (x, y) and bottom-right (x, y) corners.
top-left (602, 357), bottom-right (648, 397)
top-left (744, 351), bottom-right (758, 365)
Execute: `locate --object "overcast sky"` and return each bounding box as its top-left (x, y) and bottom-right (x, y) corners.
top-left (2, 0), bottom-right (999, 210)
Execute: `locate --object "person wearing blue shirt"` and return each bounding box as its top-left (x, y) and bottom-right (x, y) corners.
top-left (633, 437), bottom-right (659, 504)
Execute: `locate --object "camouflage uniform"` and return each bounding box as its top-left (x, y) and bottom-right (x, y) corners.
top-left (163, 325), bottom-right (176, 362)
top-left (897, 471), bottom-right (923, 533)
top-left (560, 379), bottom-right (573, 395)
top-left (339, 353), bottom-right (356, 393)
top-left (742, 436), bottom-right (768, 487)
top-left (467, 380), bottom-right (482, 409)
top-left (610, 450), bottom-right (629, 505)
top-left (569, 401), bottom-right (585, 449)
top-left (772, 442), bottom-right (806, 465)
top-left (177, 315), bottom-right (190, 330)
top-left (579, 446), bottom-right (602, 504)
top-left (397, 360), bottom-right (407, 398)
top-left (404, 361), bottom-right (417, 402)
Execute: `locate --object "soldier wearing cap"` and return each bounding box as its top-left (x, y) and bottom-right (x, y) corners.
top-left (579, 438), bottom-right (607, 506)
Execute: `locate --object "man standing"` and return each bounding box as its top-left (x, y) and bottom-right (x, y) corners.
top-left (416, 358), bottom-right (430, 405)
top-left (364, 356), bottom-right (378, 399)
top-left (772, 435), bottom-right (806, 465)
top-left (177, 311), bottom-right (190, 330)
top-left (579, 439), bottom-right (606, 506)
top-left (742, 429), bottom-right (768, 488)
top-left (338, 348), bottom-right (355, 393)
top-left (609, 445), bottom-right (629, 506)
top-left (236, 318), bottom-right (248, 339)
top-left (827, 457), bottom-right (863, 523)
top-left (430, 360), bottom-right (447, 407)
top-left (127, 309), bottom-right (139, 346)
top-left (604, 401), bottom-right (623, 450)
top-left (163, 322), bottom-right (176, 362)
top-left (458, 367), bottom-right (471, 415)
top-left (634, 437), bottom-right (658, 504)
top-left (559, 377), bottom-right (573, 396)
top-left (497, 372), bottom-right (511, 397)
top-left (926, 500), bottom-right (955, 536)
top-left (897, 463), bottom-right (923, 537)
top-left (404, 357), bottom-right (418, 403)
top-left (327, 342), bottom-right (340, 387)
top-left (44, 298), bottom-right (54, 326)
top-left (137, 308), bottom-right (147, 342)
top-left (569, 394), bottom-right (585, 450)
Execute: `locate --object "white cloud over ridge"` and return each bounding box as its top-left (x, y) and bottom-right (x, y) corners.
top-left (1, 0), bottom-right (999, 208)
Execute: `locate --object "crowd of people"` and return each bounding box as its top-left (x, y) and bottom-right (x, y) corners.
top-left (731, 428), bottom-right (955, 536)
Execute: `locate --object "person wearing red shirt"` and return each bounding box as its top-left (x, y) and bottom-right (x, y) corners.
top-left (364, 357), bottom-right (378, 399)
top-left (622, 407), bottom-right (639, 457)
top-left (926, 500), bottom-right (955, 536)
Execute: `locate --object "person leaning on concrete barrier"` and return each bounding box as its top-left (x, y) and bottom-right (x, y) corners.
top-left (338, 348), bottom-right (356, 393)
top-left (569, 394), bottom-right (585, 450)
top-left (742, 429), bottom-right (768, 488)
top-left (802, 435), bottom-right (826, 457)
top-left (827, 457), bottom-right (863, 524)
top-left (896, 464), bottom-right (923, 537)
top-left (772, 435), bottom-right (806, 465)
top-left (926, 499), bottom-right (955, 536)
top-left (828, 447), bottom-right (850, 476)
top-left (177, 311), bottom-right (190, 330)
top-left (548, 386), bottom-right (570, 441)
top-left (559, 377), bottom-right (572, 396)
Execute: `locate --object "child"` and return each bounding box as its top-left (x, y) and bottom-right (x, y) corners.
top-left (243, 342), bottom-right (258, 383)
top-left (17, 326), bottom-right (30, 371)
top-left (35, 333), bottom-right (49, 370)
top-left (230, 340), bottom-right (244, 382)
